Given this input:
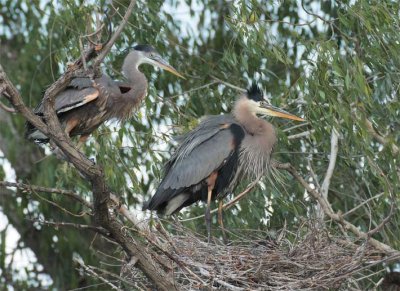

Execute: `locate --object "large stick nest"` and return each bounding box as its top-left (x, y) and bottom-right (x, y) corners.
top-left (121, 223), bottom-right (386, 290)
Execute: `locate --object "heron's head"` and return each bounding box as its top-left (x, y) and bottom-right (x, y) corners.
top-left (133, 44), bottom-right (185, 79)
top-left (244, 83), bottom-right (304, 121)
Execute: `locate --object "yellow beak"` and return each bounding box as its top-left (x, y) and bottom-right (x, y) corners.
top-left (258, 103), bottom-right (305, 121)
top-left (150, 56), bottom-right (186, 79)
top-left (159, 63), bottom-right (186, 79)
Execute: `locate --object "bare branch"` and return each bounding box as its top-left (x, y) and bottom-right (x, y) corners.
top-left (179, 181), bottom-right (258, 222)
top-left (0, 180), bottom-right (92, 209)
top-left (109, 193), bottom-right (148, 231)
top-left (210, 75), bottom-right (247, 92)
top-left (273, 161), bottom-right (398, 255)
top-left (78, 38), bottom-right (89, 71)
top-left (282, 121), bottom-right (310, 132)
top-left (343, 192), bottom-right (385, 217)
top-left (74, 257), bottom-right (122, 291)
top-left (365, 119), bottom-right (399, 155)
top-left (365, 157), bottom-right (396, 237)
top-left (367, 203), bottom-right (395, 236)
top-left (317, 128), bottom-right (339, 221)
top-left (35, 219), bottom-right (109, 236)
top-left (83, 23), bottom-right (106, 38)
top-left (300, 0), bottom-right (336, 23)
top-left (88, 264), bottom-right (138, 288)
top-left (93, 0), bottom-right (136, 67)
top-left (223, 181), bottom-right (258, 210)
top-left (287, 129), bottom-right (315, 140)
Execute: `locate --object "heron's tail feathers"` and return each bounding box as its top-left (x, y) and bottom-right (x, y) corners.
top-left (142, 190), bottom-right (191, 216)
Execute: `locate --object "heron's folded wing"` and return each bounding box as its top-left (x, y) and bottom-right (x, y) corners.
top-left (161, 125), bottom-right (240, 190)
top-left (33, 87), bottom-right (99, 114)
top-left (32, 75), bottom-right (116, 114)
top-left (170, 115), bottom-right (237, 161)
top-left (54, 88), bottom-right (99, 113)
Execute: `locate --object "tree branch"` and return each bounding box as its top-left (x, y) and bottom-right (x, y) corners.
top-left (0, 3), bottom-right (177, 289)
top-left (178, 181), bottom-right (258, 222)
top-left (0, 181), bottom-right (93, 209)
top-left (210, 75), bottom-right (247, 92)
top-left (342, 192), bottom-right (385, 217)
top-left (0, 65), bottom-right (49, 137)
top-left (93, 0), bottom-right (136, 67)
top-left (364, 157), bottom-right (396, 237)
top-left (274, 161), bottom-right (398, 254)
top-left (365, 119), bottom-right (399, 155)
top-left (35, 219), bottom-right (109, 236)
top-left (287, 129), bottom-right (315, 140)
top-left (74, 256), bottom-right (122, 291)
top-left (223, 181), bottom-right (257, 210)
top-left (317, 128), bottom-right (339, 221)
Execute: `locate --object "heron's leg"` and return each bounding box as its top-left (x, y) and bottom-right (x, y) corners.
top-left (205, 186), bottom-right (213, 243)
top-left (50, 119), bottom-right (79, 161)
top-left (205, 172), bottom-right (218, 243)
top-left (218, 200), bottom-right (228, 244)
top-left (76, 134), bottom-right (90, 149)
top-left (168, 214), bottom-right (183, 234)
top-left (64, 119), bottom-right (86, 150)
top-left (64, 118), bottom-right (79, 137)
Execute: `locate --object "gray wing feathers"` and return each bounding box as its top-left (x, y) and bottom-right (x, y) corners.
top-left (33, 75), bottom-right (121, 114)
top-left (162, 127), bottom-right (235, 189)
top-left (171, 115), bottom-right (236, 162)
top-left (34, 87), bottom-right (99, 114)
top-left (54, 88), bottom-right (99, 113)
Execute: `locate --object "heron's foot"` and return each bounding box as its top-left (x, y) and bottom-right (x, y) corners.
top-left (221, 228), bottom-right (229, 245)
top-left (171, 215), bottom-right (183, 231)
top-left (205, 206), bottom-right (212, 244)
top-left (223, 235), bottom-right (229, 245)
top-left (217, 201), bottom-right (229, 244)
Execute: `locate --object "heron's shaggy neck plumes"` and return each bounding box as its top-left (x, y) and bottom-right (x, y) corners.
top-left (233, 96), bottom-right (277, 181)
top-left (233, 96), bottom-right (274, 135)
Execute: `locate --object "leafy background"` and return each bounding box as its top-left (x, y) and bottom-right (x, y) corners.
top-left (0, 0), bottom-right (399, 288)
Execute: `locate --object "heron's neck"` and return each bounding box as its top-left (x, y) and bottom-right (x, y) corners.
top-left (122, 52), bottom-right (147, 87)
top-left (109, 52), bottom-right (148, 121)
top-left (233, 97), bottom-right (274, 137)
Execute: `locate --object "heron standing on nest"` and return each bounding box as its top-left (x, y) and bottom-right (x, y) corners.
top-left (143, 84), bottom-right (304, 242)
top-left (26, 44), bottom-right (184, 149)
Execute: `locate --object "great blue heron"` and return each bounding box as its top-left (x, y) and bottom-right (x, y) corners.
top-left (26, 44), bottom-right (184, 147)
top-left (143, 84), bottom-right (304, 242)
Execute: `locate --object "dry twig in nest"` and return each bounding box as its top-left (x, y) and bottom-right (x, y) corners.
top-left (119, 224), bottom-right (393, 290)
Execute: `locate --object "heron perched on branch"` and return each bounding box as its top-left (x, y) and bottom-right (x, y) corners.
top-left (26, 44), bottom-right (184, 146)
top-left (143, 84), bottom-right (304, 242)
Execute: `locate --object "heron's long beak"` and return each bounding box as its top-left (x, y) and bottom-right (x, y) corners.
top-left (149, 56), bottom-right (186, 79)
top-left (257, 103), bottom-right (305, 121)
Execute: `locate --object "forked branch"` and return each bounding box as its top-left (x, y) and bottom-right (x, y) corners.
top-left (0, 181), bottom-right (92, 209)
top-left (274, 161), bottom-right (398, 255)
